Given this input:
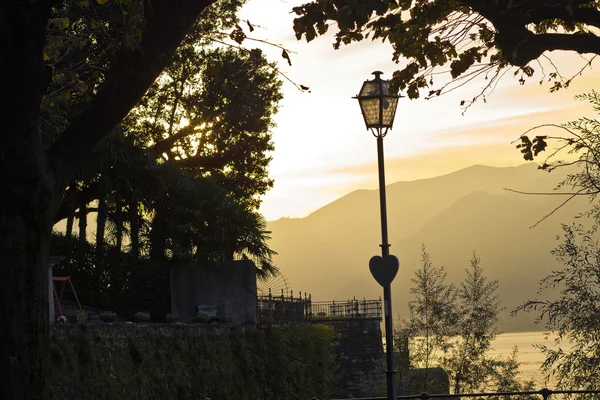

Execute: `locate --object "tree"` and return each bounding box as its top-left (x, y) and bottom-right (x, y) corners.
top-left (0, 1), bottom-right (221, 398)
top-left (511, 92), bottom-right (600, 223)
top-left (441, 252), bottom-right (502, 394)
top-left (514, 224), bottom-right (600, 393)
top-left (291, 0), bottom-right (600, 107)
top-left (404, 245), bottom-right (458, 390)
top-left (56, 45), bottom-right (282, 269)
top-left (401, 248), bottom-right (533, 394)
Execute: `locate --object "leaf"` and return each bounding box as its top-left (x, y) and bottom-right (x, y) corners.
top-left (532, 136), bottom-right (548, 156)
top-left (300, 85), bottom-right (310, 92)
top-left (80, 0), bottom-right (90, 6)
top-left (60, 17), bottom-right (70, 30)
top-left (281, 49), bottom-right (292, 66)
top-left (246, 20), bottom-right (254, 32)
top-left (78, 81), bottom-right (89, 93)
top-left (96, 0), bottom-right (109, 4)
top-left (230, 25), bottom-right (246, 44)
top-left (516, 136), bottom-right (533, 161)
top-left (43, 53), bottom-right (50, 61)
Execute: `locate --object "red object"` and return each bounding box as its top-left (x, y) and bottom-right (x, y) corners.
top-left (52, 276), bottom-right (83, 319)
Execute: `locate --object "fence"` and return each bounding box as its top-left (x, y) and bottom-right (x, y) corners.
top-left (317, 388), bottom-right (600, 400)
top-left (309, 298), bottom-right (382, 320)
top-left (257, 292), bottom-right (382, 325)
top-left (257, 290), bottom-right (309, 325)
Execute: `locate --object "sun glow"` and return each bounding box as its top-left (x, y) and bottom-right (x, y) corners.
top-left (235, 0), bottom-right (599, 221)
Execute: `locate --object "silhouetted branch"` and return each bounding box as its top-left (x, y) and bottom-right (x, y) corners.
top-left (531, 188), bottom-right (589, 228)
top-left (502, 188), bottom-right (600, 196)
top-left (211, 38), bottom-right (310, 92)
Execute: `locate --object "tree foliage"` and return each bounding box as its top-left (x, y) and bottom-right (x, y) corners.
top-left (515, 91), bottom-right (600, 228)
top-left (400, 247), bottom-right (532, 394)
top-left (404, 245), bottom-right (458, 377)
top-left (50, 7), bottom-right (284, 275)
top-left (441, 253), bottom-right (504, 394)
top-left (291, 0), bottom-right (600, 107)
top-left (514, 224), bottom-right (600, 393)
top-left (0, 1), bottom-right (285, 397)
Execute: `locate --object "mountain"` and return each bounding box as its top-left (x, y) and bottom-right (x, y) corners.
top-left (266, 163), bottom-right (589, 332)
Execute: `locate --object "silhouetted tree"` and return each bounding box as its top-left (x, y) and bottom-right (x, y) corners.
top-left (292, 0), bottom-right (600, 107)
top-left (403, 245), bottom-right (458, 391)
top-left (441, 253), bottom-right (503, 394)
top-left (515, 92), bottom-right (600, 228)
top-left (514, 224), bottom-right (600, 394)
top-left (0, 1), bottom-right (223, 398)
top-left (400, 248), bottom-right (533, 394)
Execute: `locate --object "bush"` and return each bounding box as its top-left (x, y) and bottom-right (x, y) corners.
top-left (49, 323), bottom-right (336, 400)
top-left (50, 233), bottom-right (171, 317)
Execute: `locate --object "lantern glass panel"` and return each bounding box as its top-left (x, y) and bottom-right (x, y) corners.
top-left (359, 97), bottom-right (381, 127)
top-left (359, 81), bottom-right (381, 97)
top-left (381, 97), bottom-right (398, 127)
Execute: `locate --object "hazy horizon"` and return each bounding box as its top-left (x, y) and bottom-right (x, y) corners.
top-left (266, 162), bottom-right (541, 221)
top-left (265, 162), bottom-right (587, 333)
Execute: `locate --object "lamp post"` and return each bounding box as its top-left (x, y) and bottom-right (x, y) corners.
top-left (354, 71), bottom-right (401, 400)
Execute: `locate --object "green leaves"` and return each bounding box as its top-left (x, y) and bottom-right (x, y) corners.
top-left (515, 223), bottom-right (600, 390)
top-left (60, 17), bottom-right (70, 29)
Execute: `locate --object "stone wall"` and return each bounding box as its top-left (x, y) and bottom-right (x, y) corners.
top-left (48, 323), bottom-right (337, 400)
top-left (319, 318), bottom-right (385, 398)
top-left (170, 260), bottom-right (257, 324)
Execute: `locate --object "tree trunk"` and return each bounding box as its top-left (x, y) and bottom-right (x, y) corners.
top-left (115, 194), bottom-right (124, 252)
top-left (0, 204), bottom-right (54, 400)
top-left (66, 211), bottom-right (74, 239)
top-left (78, 197), bottom-right (87, 245)
top-left (65, 187), bottom-right (76, 239)
top-left (0, 3), bottom-right (55, 399)
top-left (96, 193), bottom-right (107, 256)
top-left (150, 206), bottom-right (167, 261)
top-left (129, 199), bottom-right (139, 259)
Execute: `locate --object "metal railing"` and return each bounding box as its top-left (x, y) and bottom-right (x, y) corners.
top-left (316, 388), bottom-right (600, 400)
top-left (257, 292), bottom-right (382, 324)
top-left (308, 298), bottom-right (382, 320)
top-left (257, 290), bottom-right (311, 325)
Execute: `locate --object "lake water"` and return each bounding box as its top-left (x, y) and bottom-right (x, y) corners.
top-left (489, 331), bottom-right (570, 387)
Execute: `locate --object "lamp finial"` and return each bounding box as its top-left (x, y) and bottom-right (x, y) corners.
top-left (372, 71), bottom-right (384, 79)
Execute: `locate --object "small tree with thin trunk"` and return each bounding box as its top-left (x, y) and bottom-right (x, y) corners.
top-left (404, 245), bottom-right (458, 391)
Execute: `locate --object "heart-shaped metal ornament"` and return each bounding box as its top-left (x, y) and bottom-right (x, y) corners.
top-left (369, 255), bottom-right (400, 287)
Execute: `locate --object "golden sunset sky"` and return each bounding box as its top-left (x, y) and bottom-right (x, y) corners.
top-left (237, 0), bottom-right (600, 221)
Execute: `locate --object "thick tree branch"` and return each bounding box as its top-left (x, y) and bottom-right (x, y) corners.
top-left (150, 124), bottom-right (197, 155)
top-left (47, 0), bottom-right (216, 186)
top-left (55, 181), bottom-right (100, 222)
top-left (524, 4), bottom-right (600, 30)
top-left (511, 33), bottom-right (600, 66)
top-left (490, 24), bottom-right (600, 67)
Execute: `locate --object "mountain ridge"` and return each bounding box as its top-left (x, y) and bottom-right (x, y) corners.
top-left (266, 163), bottom-right (585, 332)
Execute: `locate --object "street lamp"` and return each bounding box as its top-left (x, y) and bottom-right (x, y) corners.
top-left (354, 71), bottom-right (401, 400)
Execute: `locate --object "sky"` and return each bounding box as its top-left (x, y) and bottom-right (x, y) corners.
top-left (237, 0), bottom-right (600, 221)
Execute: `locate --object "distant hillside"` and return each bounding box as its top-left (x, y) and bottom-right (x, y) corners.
top-left (267, 163), bottom-right (589, 333)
